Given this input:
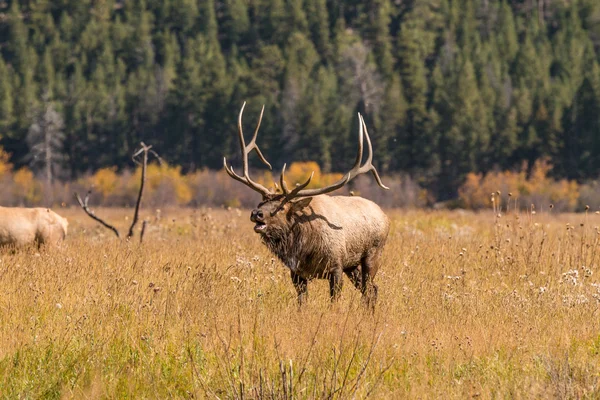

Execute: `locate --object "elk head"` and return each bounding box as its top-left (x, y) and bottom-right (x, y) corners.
top-left (223, 102), bottom-right (389, 238)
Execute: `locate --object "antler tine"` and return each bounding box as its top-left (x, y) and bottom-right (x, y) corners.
top-left (282, 112), bottom-right (386, 199)
top-left (279, 163), bottom-right (290, 195)
top-left (358, 114), bottom-right (389, 190)
top-left (350, 112), bottom-right (365, 175)
top-left (246, 105), bottom-right (272, 170)
top-left (279, 162), bottom-right (314, 197)
top-left (236, 102), bottom-right (248, 173)
top-left (223, 103), bottom-right (273, 197)
top-left (359, 114), bottom-right (371, 170)
top-left (223, 159), bottom-right (248, 185)
top-left (237, 103), bottom-right (273, 174)
top-left (344, 113), bottom-right (369, 179)
top-left (283, 172), bottom-right (350, 198)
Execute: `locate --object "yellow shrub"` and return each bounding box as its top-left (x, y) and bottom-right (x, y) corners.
top-left (13, 167), bottom-right (42, 204)
top-left (527, 159), bottom-right (553, 193)
top-left (131, 163), bottom-right (193, 205)
top-left (457, 172), bottom-right (482, 209)
top-left (0, 147), bottom-right (12, 176)
top-left (321, 172), bottom-right (345, 186)
top-left (458, 159), bottom-right (579, 210)
top-left (255, 170), bottom-right (277, 192)
top-left (286, 161), bottom-right (322, 187)
top-left (89, 167), bottom-right (119, 197)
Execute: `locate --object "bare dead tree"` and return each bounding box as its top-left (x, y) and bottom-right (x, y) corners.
top-left (74, 142), bottom-right (160, 242)
top-left (27, 93), bottom-right (66, 201)
top-left (127, 143), bottom-right (151, 238)
top-left (338, 42), bottom-right (383, 115)
top-left (140, 220), bottom-right (148, 244)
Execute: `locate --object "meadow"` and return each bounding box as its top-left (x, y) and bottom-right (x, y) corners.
top-left (0, 205), bottom-right (599, 398)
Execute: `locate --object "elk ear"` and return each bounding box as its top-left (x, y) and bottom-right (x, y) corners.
top-left (289, 197), bottom-right (312, 213)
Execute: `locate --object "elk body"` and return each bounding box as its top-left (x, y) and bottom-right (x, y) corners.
top-left (224, 103), bottom-right (389, 308)
top-left (0, 207), bottom-right (68, 248)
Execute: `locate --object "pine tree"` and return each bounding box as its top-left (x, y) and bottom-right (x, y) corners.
top-left (397, 17), bottom-right (434, 173)
top-left (281, 32), bottom-right (318, 158)
top-left (560, 57), bottom-right (600, 179)
top-left (371, 0), bottom-right (394, 78)
top-left (37, 47), bottom-right (56, 97)
top-left (495, 1), bottom-right (518, 68)
top-left (376, 75), bottom-right (407, 172)
top-left (221, 0), bottom-right (251, 49)
top-left (168, 0), bottom-right (198, 35)
top-left (8, 2), bottom-right (30, 75)
top-left (62, 62), bottom-right (87, 177)
top-left (124, 1), bottom-right (155, 70)
top-left (288, 0), bottom-right (309, 35)
top-left (305, 0), bottom-right (333, 61)
top-left (296, 68), bottom-right (328, 165)
top-left (199, 0), bottom-right (219, 45)
top-left (264, 0), bottom-right (287, 45)
top-left (454, 58), bottom-right (489, 175)
top-left (0, 58), bottom-right (15, 133)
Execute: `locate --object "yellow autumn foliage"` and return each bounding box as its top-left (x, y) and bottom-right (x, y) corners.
top-left (13, 167), bottom-right (42, 204)
top-left (130, 163), bottom-right (193, 205)
top-left (0, 147), bottom-right (12, 176)
top-left (277, 161), bottom-right (344, 191)
top-left (89, 167), bottom-right (119, 197)
top-left (458, 159), bottom-right (579, 210)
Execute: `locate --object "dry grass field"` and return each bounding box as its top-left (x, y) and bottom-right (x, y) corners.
top-left (1, 205), bottom-right (599, 398)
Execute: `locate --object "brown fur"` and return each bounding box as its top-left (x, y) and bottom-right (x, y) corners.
top-left (0, 207), bottom-right (68, 248)
top-left (251, 195), bottom-right (389, 307)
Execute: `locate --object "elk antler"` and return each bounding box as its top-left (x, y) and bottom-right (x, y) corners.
top-left (223, 102), bottom-right (273, 197)
top-left (279, 113), bottom-right (389, 200)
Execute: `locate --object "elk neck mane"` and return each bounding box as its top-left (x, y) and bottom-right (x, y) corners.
top-left (260, 207), bottom-right (330, 272)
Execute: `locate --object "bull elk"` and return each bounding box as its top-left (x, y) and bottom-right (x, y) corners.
top-left (0, 207), bottom-right (68, 248)
top-left (224, 103), bottom-right (390, 308)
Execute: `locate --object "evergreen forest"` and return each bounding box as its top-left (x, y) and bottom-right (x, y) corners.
top-left (1, 0), bottom-right (600, 200)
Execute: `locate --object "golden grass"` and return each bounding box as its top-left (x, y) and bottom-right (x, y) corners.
top-left (1, 207), bottom-right (599, 398)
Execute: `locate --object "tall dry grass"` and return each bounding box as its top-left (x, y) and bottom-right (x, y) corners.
top-left (1, 206), bottom-right (600, 398)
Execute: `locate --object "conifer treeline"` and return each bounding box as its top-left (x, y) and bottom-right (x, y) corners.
top-left (0, 0), bottom-right (599, 199)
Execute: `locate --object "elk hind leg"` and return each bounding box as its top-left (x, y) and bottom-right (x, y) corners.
top-left (291, 271), bottom-right (308, 306)
top-left (329, 268), bottom-right (343, 302)
top-left (361, 250), bottom-right (382, 311)
top-left (344, 266), bottom-right (362, 291)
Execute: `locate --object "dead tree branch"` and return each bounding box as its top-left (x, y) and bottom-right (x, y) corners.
top-left (74, 191), bottom-right (121, 238)
top-left (74, 142), bottom-right (159, 243)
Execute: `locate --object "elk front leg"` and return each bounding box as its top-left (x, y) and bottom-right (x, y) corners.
top-left (329, 268), bottom-right (343, 302)
top-left (291, 271), bottom-right (308, 306)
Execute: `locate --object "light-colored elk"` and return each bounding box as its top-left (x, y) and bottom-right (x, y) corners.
top-left (0, 207), bottom-right (68, 248)
top-left (224, 103), bottom-right (390, 308)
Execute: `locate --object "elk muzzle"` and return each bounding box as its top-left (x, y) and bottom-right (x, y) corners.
top-left (250, 209), bottom-right (267, 233)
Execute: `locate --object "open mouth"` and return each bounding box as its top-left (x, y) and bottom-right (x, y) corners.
top-left (254, 222), bottom-right (267, 233)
